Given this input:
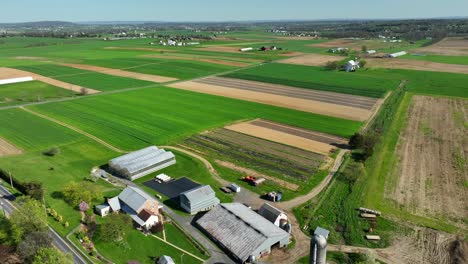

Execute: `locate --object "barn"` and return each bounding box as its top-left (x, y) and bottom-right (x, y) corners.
top-left (180, 185), bottom-right (220, 215)
top-left (258, 203), bottom-right (288, 227)
top-left (196, 203), bottom-right (290, 263)
top-left (108, 146), bottom-right (176, 181)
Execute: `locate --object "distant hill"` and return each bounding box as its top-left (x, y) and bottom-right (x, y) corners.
top-left (0, 21), bottom-right (76, 27)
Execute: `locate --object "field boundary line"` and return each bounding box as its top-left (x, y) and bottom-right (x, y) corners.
top-left (150, 234), bottom-right (205, 262)
top-left (19, 107), bottom-right (127, 153)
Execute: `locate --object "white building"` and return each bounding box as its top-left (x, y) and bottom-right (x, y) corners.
top-left (258, 203), bottom-right (288, 227)
top-left (365, 50), bottom-right (377, 54)
top-left (387, 51), bottom-right (407, 58)
top-left (345, 60), bottom-right (360, 72)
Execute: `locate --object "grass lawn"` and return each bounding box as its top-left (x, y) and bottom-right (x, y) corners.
top-left (14, 64), bottom-right (156, 91)
top-left (0, 81), bottom-right (75, 107)
top-left (224, 63), bottom-right (399, 98)
top-left (94, 220), bottom-right (205, 264)
top-left (403, 54), bottom-right (468, 65)
top-left (29, 87), bottom-right (362, 151)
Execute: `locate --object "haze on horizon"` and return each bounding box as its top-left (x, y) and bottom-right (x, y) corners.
top-left (1, 0), bottom-right (468, 23)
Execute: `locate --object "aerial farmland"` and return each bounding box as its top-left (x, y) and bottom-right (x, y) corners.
top-left (0, 16), bottom-right (467, 264)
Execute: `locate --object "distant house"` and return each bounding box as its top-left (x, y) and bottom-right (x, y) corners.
top-left (157, 255), bottom-right (175, 264)
top-left (180, 185), bottom-right (220, 215)
top-left (108, 146), bottom-right (176, 181)
top-left (95, 186), bottom-right (162, 230)
top-left (258, 203), bottom-right (288, 227)
top-left (328, 47), bottom-right (348, 53)
top-left (387, 51), bottom-right (407, 58)
top-left (365, 50), bottom-right (377, 54)
top-left (345, 60), bottom-right (360, 72)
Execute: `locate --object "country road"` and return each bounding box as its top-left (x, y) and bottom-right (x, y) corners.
top-left (0, 184), bottom-right (88, 264)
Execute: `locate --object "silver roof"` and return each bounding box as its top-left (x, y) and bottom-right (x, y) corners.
top-left (118, 186), bottom-right (154, 213)
top-left (181, 185), bottom-right (216, 202)
top-left (108, 196), bottom-right (121, 211)
top-left (258, 203), bottom-right (285, 223)
top-left (314, 226), bottom-right (330, 239)
top-left (109, 146), bottom-right (175, 174)
top-left (197, 203), bottom-right (290, 261)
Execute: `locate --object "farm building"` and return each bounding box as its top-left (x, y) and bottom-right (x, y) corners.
top-left (0, 77), bottom-right (34, 85)
top-left (365, 50), bottom-right (377, 54)
top-left (96, 186), bottom-right (162, 230)
top-left (345, 60), bottom-right (360, 72)
top-left (180, 185), bottom-right (220, 215)
top-left (258, 203), bottom-right (288, 227)
top-left (108, 146), bottom-right (176, 181)
top-left (240, 47), bottom-right (253, 52)
top-left (387, 51), bottom-right (407, 58)
top-left (328, 47), bottom-right (348, 53)
top-left (157, 255), bottom-right (175, 264)
top-left (196, 203), bottom-right (290, 263)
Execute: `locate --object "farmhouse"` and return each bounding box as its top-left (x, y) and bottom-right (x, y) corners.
top-left (258, 203), bottom-right (288, 227)
top-left (197, 203), bottom-right (290, 263)
top-left (96, 186), bottom-right (162, 230)
top-left (328, 47), bottom-right (348, 53)
top-left (345, 60), bottom-right (360, 72)
top-left (180, 185), bottom-right (220, 215)
top-left (108, 146), bottom-right (176, 181)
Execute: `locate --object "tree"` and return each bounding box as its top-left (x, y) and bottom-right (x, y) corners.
top-left (9, 197), bottom-right (48, 245)
top-left (23, 181), bottom-right (45, 201)
top-left (79, 201), bottom-right (89, 212)
top-left (62, 182), bottom-right (102, 208)
top-left (17, 231), bottom-right (52, 262)
top-left (95, 214), bottom-right (132, 242)
top-left (361, 45), bottom-right (368, 52)
top-left (32, 247), bottom-right (73, 264)
top-left (325, 61), bottom-right (340, 70)
top-left (79, 87), bottom-right (89, 96)
top-left (42, 146), bottom-right (60, 157)
top-left (359, 59), bottom-right (367, 68)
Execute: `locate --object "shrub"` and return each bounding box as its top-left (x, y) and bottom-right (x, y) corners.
top-left (42, 146), bottom-right (60, 156)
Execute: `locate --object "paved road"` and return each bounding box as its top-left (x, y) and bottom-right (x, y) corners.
top-left (0, 185), bottom-right (88, 264)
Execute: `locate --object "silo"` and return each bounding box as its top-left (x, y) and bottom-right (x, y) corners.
top-left (310, 234), bottom-right (327, 264)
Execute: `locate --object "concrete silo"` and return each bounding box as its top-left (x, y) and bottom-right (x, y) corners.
top-left (310, 227), bottom-right (330, 264)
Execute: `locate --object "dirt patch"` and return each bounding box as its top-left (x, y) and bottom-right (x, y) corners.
top-left (366, 58), bottom-right (468, 74)
top-left (169, 77), bottom-right (375, 121)
top-left (140, 54), bottom-right (251, 67)
top-left (197, 46), bottom-right (244, 53)
top-left (274, 36), bottom-right (319, 40)
top-left (278, 54), bottom-right (343, 66)
top-left (225, 119), bottom-right (346, 155)
top-left (278, 51), bottom-right (306, 57)
top-left (0, 67), bottom-right (99, 94)
top-left (0, 137), bottom-right (22, 157)
top-left (13, 56), bottom-right (47, 61)
top-left (60, 63), bottom-right (177, 83)
top-left (215, 160), bottom-right (299, 191)
top-left (309, 39), bottom-right (357, 48)
top-left (389, 96), bottom-right (468, 223)
top-left (104, 46), bottom-right (176, 53)
top-left (414, 37), bottom-right (468, 56)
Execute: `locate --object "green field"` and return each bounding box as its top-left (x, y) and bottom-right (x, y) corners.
top-left (403, 54), bottom-right (468, 65)
top-left (29, 87), bottom-right (362, 151)
top-left (0, 80), bottom-right (74, 107)
top-left (224, 63), bottom-right (399, 98)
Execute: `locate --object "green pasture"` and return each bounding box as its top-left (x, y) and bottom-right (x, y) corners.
top-left (29, 87), bottom-right (362, 151)
top-left (0, 80), bottom-right (75, 107)
top-left (225, 63), bottom-right (399, 98)
top-left (403, 54), bottom-right (468, 65)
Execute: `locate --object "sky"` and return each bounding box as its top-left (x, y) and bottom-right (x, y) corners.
top-left (2, 0), bottom-right (468, 23)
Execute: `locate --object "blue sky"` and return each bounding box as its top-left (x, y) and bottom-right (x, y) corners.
top-left (2, 0), bottom-right (468, 23)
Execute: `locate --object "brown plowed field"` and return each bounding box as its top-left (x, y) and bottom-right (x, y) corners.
top-left (104, 46), bottom-right (175, 52)
top-left (389, 96), bottom-right (468, 222)
top-left (140, 54), bottom-right (251, 67)
top-left (169, 77), bottom-right (376, 121)
top-left (366, 58), bottom-right (468, 75)
top-left (60, 63), bottom-right (177, 83)
top-left (309, 39), bottom-right (357, 48)
top-left (197, 46), bottom-right (244, 53)
top-left (278, 54), bottom-right (343, 66)
top-left (225, 119), bottom-right (347, 155)
top-left (0, 67), bottom-right (99, 94)
top-left (414, 37), bottom-right (468, 56)
top-left (0, 137), bottom-right (22, 157)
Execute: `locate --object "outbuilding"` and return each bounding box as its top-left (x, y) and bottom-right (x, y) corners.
top-left (258, 203), bottom-right (288, 227)
top-left (180, 185), bottom-right (220, 215)
top-left (197, 203), bottom-right (290, 263)
top-left (95, 204), bottom-right (110, 217)
top-left (345, 60), bottom-right (360, 72)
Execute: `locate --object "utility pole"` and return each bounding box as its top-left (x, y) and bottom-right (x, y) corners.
top-left (8, 170), bottom-right (13, 189)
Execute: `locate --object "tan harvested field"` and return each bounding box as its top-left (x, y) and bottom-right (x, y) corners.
top-left (389, 96), bottom-right (468, 222)
top-left (225, 119), bottom-right (347, 155)
top-left (0, 137), bottom-right (22, 157)
top-left (140, 54), bottom-right (252, 67)
top-left (197, 46), bottom-right (245, 53)
top-left (215, 160), bottom-right (300, 191)
top-left (310, 38), bottom-right (357, 48)
top-left (366, 58), bottom-right (468, 74)
top-left (0, 67), bottom-right (99, 94)
top-left (414, 37), bottom-right (468, 56)
top-left (169, 77), bottom-right (377, 121)
top-left (60, 63), bottom-right (177, 83)
top-left (278, 54), bottom-right (343, 66)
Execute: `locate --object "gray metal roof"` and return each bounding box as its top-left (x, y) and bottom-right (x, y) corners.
top-left (157, 256), bottom-right (175, 264)
top-left (258, 203), bottom-right (284, 223)
top-left (108, 196), bottom-right (121, 211)
top-left (181, 185), bottom-right (216, 202)
top-left (314, 227), bottom-right (330, 239)
top-left (109, 146), bottom-right (175, 174)
top-left (96, 204), bottom-right (109, 210)
top-left (197, 203), bottom-right (290, 261)
top-left (118, 186), bottom-right (154, 213)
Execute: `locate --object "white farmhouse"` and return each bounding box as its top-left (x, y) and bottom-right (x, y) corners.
top-left (345, 60), bottom-right (360, 72)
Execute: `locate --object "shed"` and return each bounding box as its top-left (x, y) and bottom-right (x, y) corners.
top-left (157, 255), bottom-right (175, 264)
top-left (258, 203), bottom-right (288, 227)
top-left (197, 203), bottom-right (290, 263)
top-left (180, 185), bottom-right (220, 215)
top-left (95, 204), bottom-right (110, 217)
top-left (345, 60), bottom-right (360, 72)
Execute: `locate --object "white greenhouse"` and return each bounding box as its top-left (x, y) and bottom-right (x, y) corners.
top-left (108, 146), bottom-right (176, 181)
